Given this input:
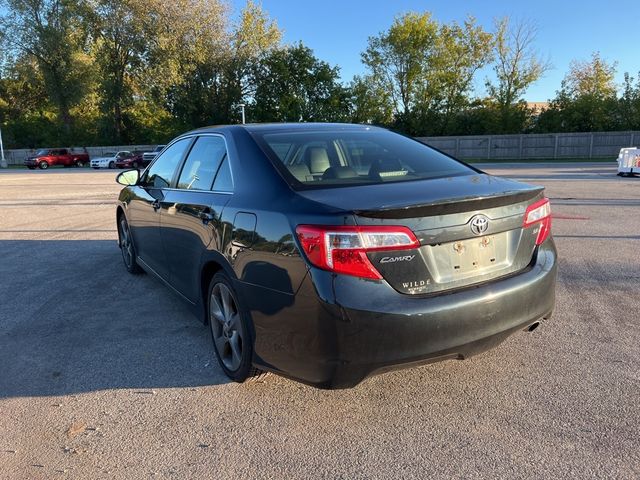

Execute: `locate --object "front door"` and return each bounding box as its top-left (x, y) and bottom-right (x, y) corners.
top-left (159, 135), bottom-right (233, 302)
top-left (127, 137), bottom-right (193, 280)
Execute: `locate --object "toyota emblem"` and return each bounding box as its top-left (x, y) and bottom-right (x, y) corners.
top-left (469, 214), bottom-right (489, 236)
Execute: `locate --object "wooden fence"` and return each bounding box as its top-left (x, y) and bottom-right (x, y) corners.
top-left (417, 131), bottom-right (640, 160)
top-left (3, 130), bottom-right (639, 165)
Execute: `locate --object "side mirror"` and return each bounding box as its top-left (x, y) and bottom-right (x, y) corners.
top-left (116, 169), bottom-right (140, 186)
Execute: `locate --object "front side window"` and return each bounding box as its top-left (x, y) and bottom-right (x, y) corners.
top-left (177, 136), bottom-right (227, 191)
top-left (142, 138), bottom-right (191, 189)
top-left (251, 129), bottom-right (474, 189)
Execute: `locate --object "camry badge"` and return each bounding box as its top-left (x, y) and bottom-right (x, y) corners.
top-left (469, 214), bottom-right (490, 236)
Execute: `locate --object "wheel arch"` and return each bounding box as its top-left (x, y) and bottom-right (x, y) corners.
top-left (199, 252), bottom-right (237, 325)
top-left (115, 205), bottom-right (127, 243)
top-left (116, 204), bottom-right (125, 224)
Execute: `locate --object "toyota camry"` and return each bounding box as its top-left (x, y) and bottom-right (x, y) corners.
top-left (115, 123), bottom-right (557, 389)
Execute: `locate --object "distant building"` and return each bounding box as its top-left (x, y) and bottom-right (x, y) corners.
top-left (527, 102), bottom-right (549, 115)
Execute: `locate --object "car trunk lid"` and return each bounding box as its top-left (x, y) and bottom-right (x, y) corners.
top-left (298, 173), bottom-right (546, 295)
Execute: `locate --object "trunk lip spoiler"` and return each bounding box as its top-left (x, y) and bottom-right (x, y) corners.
top-left (353, 187), bottom-right (545, 219)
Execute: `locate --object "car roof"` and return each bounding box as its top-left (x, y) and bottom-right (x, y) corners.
top-left (185, 122), bottom-right (386, 136)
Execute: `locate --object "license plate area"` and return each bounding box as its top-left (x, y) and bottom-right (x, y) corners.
top-left (424, 232), bottom-right (512, 283)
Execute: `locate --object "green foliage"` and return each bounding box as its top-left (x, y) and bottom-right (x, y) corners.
top-left (362, 12), bottom-right (493, 136)
top-left (486, 18), bottom-right (550, 133)
top-left (536, 53), bottom-right (620, 132)
top-left (362, 12), bottom-right (439, 117)
top-left (618, 72), bottom-right (640, 130)
top-left (349, 75), bottom-right (394, 125)
top-left (89, 0), bottom-right (149, 143)
top-left (1, 3), bottom-right (640, 150)
top-left (251, 44), bottom-right (349, 123)
top-left (1, 0), bottom-right (94, 136)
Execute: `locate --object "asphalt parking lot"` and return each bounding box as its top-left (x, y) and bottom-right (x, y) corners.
top-left (0, 163), bottom-right (639, 479)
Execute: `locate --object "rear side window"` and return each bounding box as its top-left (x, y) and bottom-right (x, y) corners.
top-left (252, 129), bottom-right (474, 189)
top-left (177, 136), bottom-right (227, 191)
top-left (212, 158), bottom-right (233, 192)
top-left (142, 138), bottom-right (191, 188)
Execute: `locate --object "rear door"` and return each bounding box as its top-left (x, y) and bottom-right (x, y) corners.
top-left (160, 135), bottom-right (233, 302)
top-left (127, 137), bottom-right (193, 280)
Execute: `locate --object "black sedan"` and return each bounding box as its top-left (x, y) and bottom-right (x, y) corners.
top-left (115, 123), bottom-right (557, 389)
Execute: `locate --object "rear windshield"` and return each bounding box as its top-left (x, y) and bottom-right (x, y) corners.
top-left (251, 129), bottom-right (474, 189)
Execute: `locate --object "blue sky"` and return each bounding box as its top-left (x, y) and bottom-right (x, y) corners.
top-left (229, 0), bottom-right (640, 101)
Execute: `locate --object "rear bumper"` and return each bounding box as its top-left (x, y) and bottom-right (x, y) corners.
top-left (248, 240), bottom-right (557, 389)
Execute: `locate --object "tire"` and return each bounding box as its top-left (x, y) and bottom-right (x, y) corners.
top-left (132, 161), bottom-right (139, 169)
top-left (117, 215), bottom-right (143, 274)
top-left (207, 272), bottom-right (265, 383)
top-left (109, 161), bottom-right (115, 169)
top-left (75, 160), bottom-right (85, 168)
top-left (39, 161), bottom-right (49, 170)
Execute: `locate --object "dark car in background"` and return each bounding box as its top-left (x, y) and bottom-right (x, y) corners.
top-left (142, 145), bottom-right (166, 164)
top-left (24, 148), bottom-right (90, 169)
top-left (115, 123), bottom-right (557, 389)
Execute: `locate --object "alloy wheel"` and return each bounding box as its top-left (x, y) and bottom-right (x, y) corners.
top-left (119, 218), bottom-right (134, 269)
top-left (209, 283), bottom-right (244, 372)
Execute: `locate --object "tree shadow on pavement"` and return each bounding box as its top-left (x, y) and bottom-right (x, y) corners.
top-left (0, 240), bottom-right (229, 398)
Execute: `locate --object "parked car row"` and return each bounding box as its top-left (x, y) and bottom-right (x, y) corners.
top-left (22, 146), bottom-right (166, 170)
top-left (90, 151), bottom-right (149, 170)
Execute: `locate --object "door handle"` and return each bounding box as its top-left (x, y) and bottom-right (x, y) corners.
top-left (152, 200), bottom-right (160, 211)
top-left (199, 211), bottom-right (215, 223)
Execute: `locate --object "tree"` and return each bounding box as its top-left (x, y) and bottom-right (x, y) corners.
top-left (349, 75), bottom-right (394, 125)
top-left (88, 0), bottom-right (149, 143)
top-left (486, 17), bottom-right (550, 133)
top-left (618, 72), bottom-right (640, 130)
top-left (538, 52), bottom-right (618, 132)
top-left (564, 52), bottom-right (617, 99)
top-left (362, 12), bottom-right (438, 119)
top-left (228, 0), bottom-right (282, 103)
top-left (251, 44), bottom-right (349, 123)
top-left (361, 12), bottom-right (492, 135)
top-left (153, 0), bottom-right (283, 129)
top-left (422, 17), bottom-right (493, 134)
top-left (0, 0), bottom-right (94, 136)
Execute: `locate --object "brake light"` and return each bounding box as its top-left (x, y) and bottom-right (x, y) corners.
top-left (523, 198), bottom-right (551, 245)
top-left (295, 225), bottom-right (419, 279)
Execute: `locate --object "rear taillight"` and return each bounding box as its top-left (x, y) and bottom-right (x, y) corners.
top-left (295, 225), bottom-right (419, 279)
top-left (523, 198), bottom-right (551, 245)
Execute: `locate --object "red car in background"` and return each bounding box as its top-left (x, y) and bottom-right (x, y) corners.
top-left (115, 151), bottom-right (149, 169)
top-left (24, 148), bottom-right (90, 170)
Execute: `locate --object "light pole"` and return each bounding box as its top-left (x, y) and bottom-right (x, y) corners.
top-left (0, 125), bottom-right (7, 168)
top-left (238, 103), bottom-right (246, 124)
